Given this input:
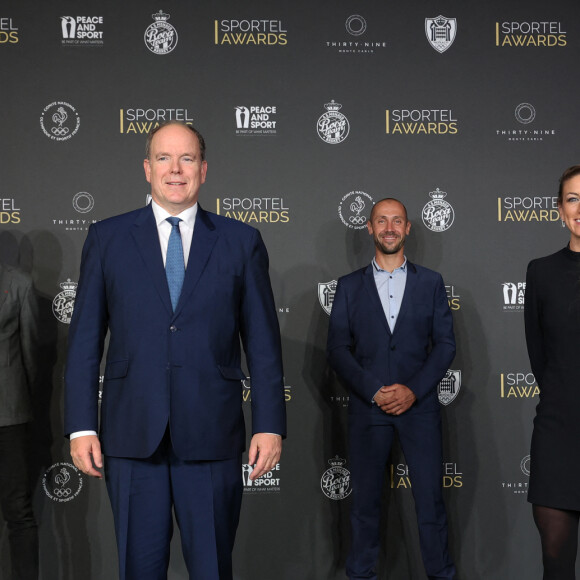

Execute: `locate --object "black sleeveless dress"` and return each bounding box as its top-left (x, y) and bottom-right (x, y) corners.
top-left (525, 246), bottom-right (580, 510)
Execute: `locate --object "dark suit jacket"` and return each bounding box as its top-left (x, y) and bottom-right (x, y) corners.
top-left (327, 261), bottom-right (455, 417)
top-left (64, 204), bottom-right (286, 459)
top-left (0, 264), bottom-right (38, 427)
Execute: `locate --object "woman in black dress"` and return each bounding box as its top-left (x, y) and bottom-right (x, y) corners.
top-left (525, 165), bottom-right (580, 579)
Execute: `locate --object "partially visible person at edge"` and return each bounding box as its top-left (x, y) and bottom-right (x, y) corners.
top-left (64, 121), bottom-right (286, 580)
top-left (525, 165), bottom-right (580, 580)
top-left (327, 198), bottom-right (457, 580)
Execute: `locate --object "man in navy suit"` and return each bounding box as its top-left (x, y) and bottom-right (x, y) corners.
top-left (327, 198), bottom-right (456, 580)
top-left (65, 121), bottom-right (286, 580)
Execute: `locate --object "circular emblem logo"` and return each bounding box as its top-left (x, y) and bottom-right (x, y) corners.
top-left (514, 103), bottom-right (536, 125)
top-left (321, 457), bottom-right (352, 500)
top-left (422, 188), bottom-right (454, 232)
top-left (317, 100), bottom-right (350, 144)
top-left (40, 101), bottom-right (80, 142)
top-left (72, 191), bottom-right (95, 214)
top-left (338, 191), bottom-right (373, 229)
top-left (520, 455), bottom-right (531, 477)
top-left (345, 15), bottom-right (367, 36)
top-left (145, 11), bottom-right (178, 54)
top-left (42, 463), bottom-right (83, 503)
top-left (52, 279), bottom-right (77, 324)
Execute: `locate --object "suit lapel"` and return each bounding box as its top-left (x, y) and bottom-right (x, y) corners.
top-left (130, 204), bottom-right (173, 315)
top-left (173, 205), bottom-right (217, 317)
top-left (362, 263), bottom-right (391, 335)
top-left (393, 260), bottom-right (417, 333)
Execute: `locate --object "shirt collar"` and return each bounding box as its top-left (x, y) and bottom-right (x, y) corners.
top-left (151, 199), bottom-right (197, 228)
top-left (372, 256), bottom-right (407, 274)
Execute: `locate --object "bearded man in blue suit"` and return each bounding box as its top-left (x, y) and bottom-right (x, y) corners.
top-left (64, 121), bottom-right (286, 580)
top-left (327, 198), bottom-right (456, 580)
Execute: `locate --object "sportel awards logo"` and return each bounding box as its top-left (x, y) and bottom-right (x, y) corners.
top-left (318, 280), bottom-right (337, 315)
top-left (53, 279), bottom-right (77, 324)
top-left (215, 197), bottom-right (289, 224)
top-left (338, 191), bottom-right (373, 230)
top-left (42, 463), bottom-right (83, 503)
top-left (385, 109), bottom-right (458, 135)
top-left (242, 377), bottom-right (292, 404)
top-left (215, 19), bottom-right (287, 45)
top-left (0, 17), bottom-right (18, 44)
top-left (425, 16), bottom-right (457, 53)
top-left (497, 195), bottom-right (560, 222)
top-left (235, 106), bottom-right (277, 136)
top-left (0, 197), bottom-right (21, 224)
top-left (60, 16), bottom-right (103, 46)
top-left (438, 369), bottom-right (461, 406)
top-left (119, 108), bottom-right (193, 134)
top-left (496, 103), bottom-right (556, 142)
top-left (500, 372), bottom-right (539, 398)
top-left (501, 455), bottom-right (530, 495)
top-left (446, 285), bottom-right (461, 311)
top-left (326, 14), bottom-right (387, 54)
top-left (321, 456), bottom-right (352, 500)
top-left (422, 188), bottom-right (455, 232)
top-left (495, 21), bottom-right (566, 47)
top-left (40, 102), bottom-right (80, 142)
top-left (391, 462), bottom-right (462, 489)
top-left (502, 282), bottom-right (525, 312)
top-left (145, 11), bottom-right (177, 54)
top-left (317, 100), bottom-right (350, 144)
top-left (242, 463), bottom-right (281, 494)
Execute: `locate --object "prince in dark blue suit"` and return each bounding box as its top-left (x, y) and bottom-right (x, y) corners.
top-left (64, 122), bottom-right (286, 579)
top-left (327, 198), bottom-right (456, 580)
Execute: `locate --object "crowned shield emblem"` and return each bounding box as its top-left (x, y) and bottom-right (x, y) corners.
top-left (425, 16), bottom-right (457, 53)
top-left (438, 369), bottom-right (461, 405)
top-left (318, 280), bottom-right (337, 315)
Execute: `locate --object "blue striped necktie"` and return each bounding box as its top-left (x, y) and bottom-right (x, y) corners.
top-left (165, 217), bottom-right (185, 311)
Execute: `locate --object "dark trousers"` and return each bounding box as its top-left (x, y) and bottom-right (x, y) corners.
top-left (347, 411), bottom-right (456, 580)
top-left (0, 423), bottom-right (39, 580)
top-left (105, 430), bottom-right (243, 580)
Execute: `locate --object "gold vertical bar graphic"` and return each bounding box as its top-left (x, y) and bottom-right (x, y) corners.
top-left (216, 198), bottom-right (220, 215)
top-left (385, 110), bottom-right (389, 134)
top-left (500, 374), bottom-right (504, 398)
top-left (498, 197), bottom-right (502, 221)
top-left (215, 21), bottom-right (218, 44)
top-left (120, 109), bottom-right (123, 133)
top-left (495, 23), bottom-right (499, 46)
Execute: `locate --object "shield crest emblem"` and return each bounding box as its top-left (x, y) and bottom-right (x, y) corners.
top-left (438, 369), bottom-right (461, 405)
top-left (318, 280), bottom-right (337, 315)
top-left (425, 15), bottom-right (457, 53)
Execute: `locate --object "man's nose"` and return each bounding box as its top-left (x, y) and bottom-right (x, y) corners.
top-left (170, 159), bottom-right (181, 173)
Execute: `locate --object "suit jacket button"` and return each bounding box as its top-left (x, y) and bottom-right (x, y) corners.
top-left (170, 325), bottom-right (177, 332)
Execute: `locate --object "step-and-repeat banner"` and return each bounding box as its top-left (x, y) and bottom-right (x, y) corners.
top-left (2, 1), bottom-right (578, 578)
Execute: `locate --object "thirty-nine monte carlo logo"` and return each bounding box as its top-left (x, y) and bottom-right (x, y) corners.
top-left (425, 16), bottom-right (457, 53)
top-left (385, 108), bottom-right (458, 135)
top-left (42, 463), bottom-right (83, 503)
top-left (495, 21), bottom-right (566, 47)
top-left (60, 16), bottom-right (103, 47)
top-left (235, 105), bottom-right (277, 136)
top-left (214, 19), bottom-right (287, 45)
top-left (52, 192), bottom-right (98, 232)
top-left (326, 14), bottom-right (387, 54)
top-left (501, 455), bottom-right (530, 496)
top-left (438, 369), bottom-right (461, 406)
top-left (422, 188), bottom-right (455, 232)
top-left (40, 102), bottom-right (80, 142)
top-left (145, 11), bottom-right (178, 54)
top-left (338, 191), bottom-right (373, 229)
top-left (321, 456), bottom-right (352, 500)
top-left (319, 280), bottom-right (337, 315)
top-left (496, 103), bottom-right (556, 143)
top-left (317, 100), bottom-right (350, 144)
top-left (502, 282), bottom-right (525, 312)
top-left (119, 108), bottom-right (194, 134)
top-left (53, 279), bottom-right (77, 324)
